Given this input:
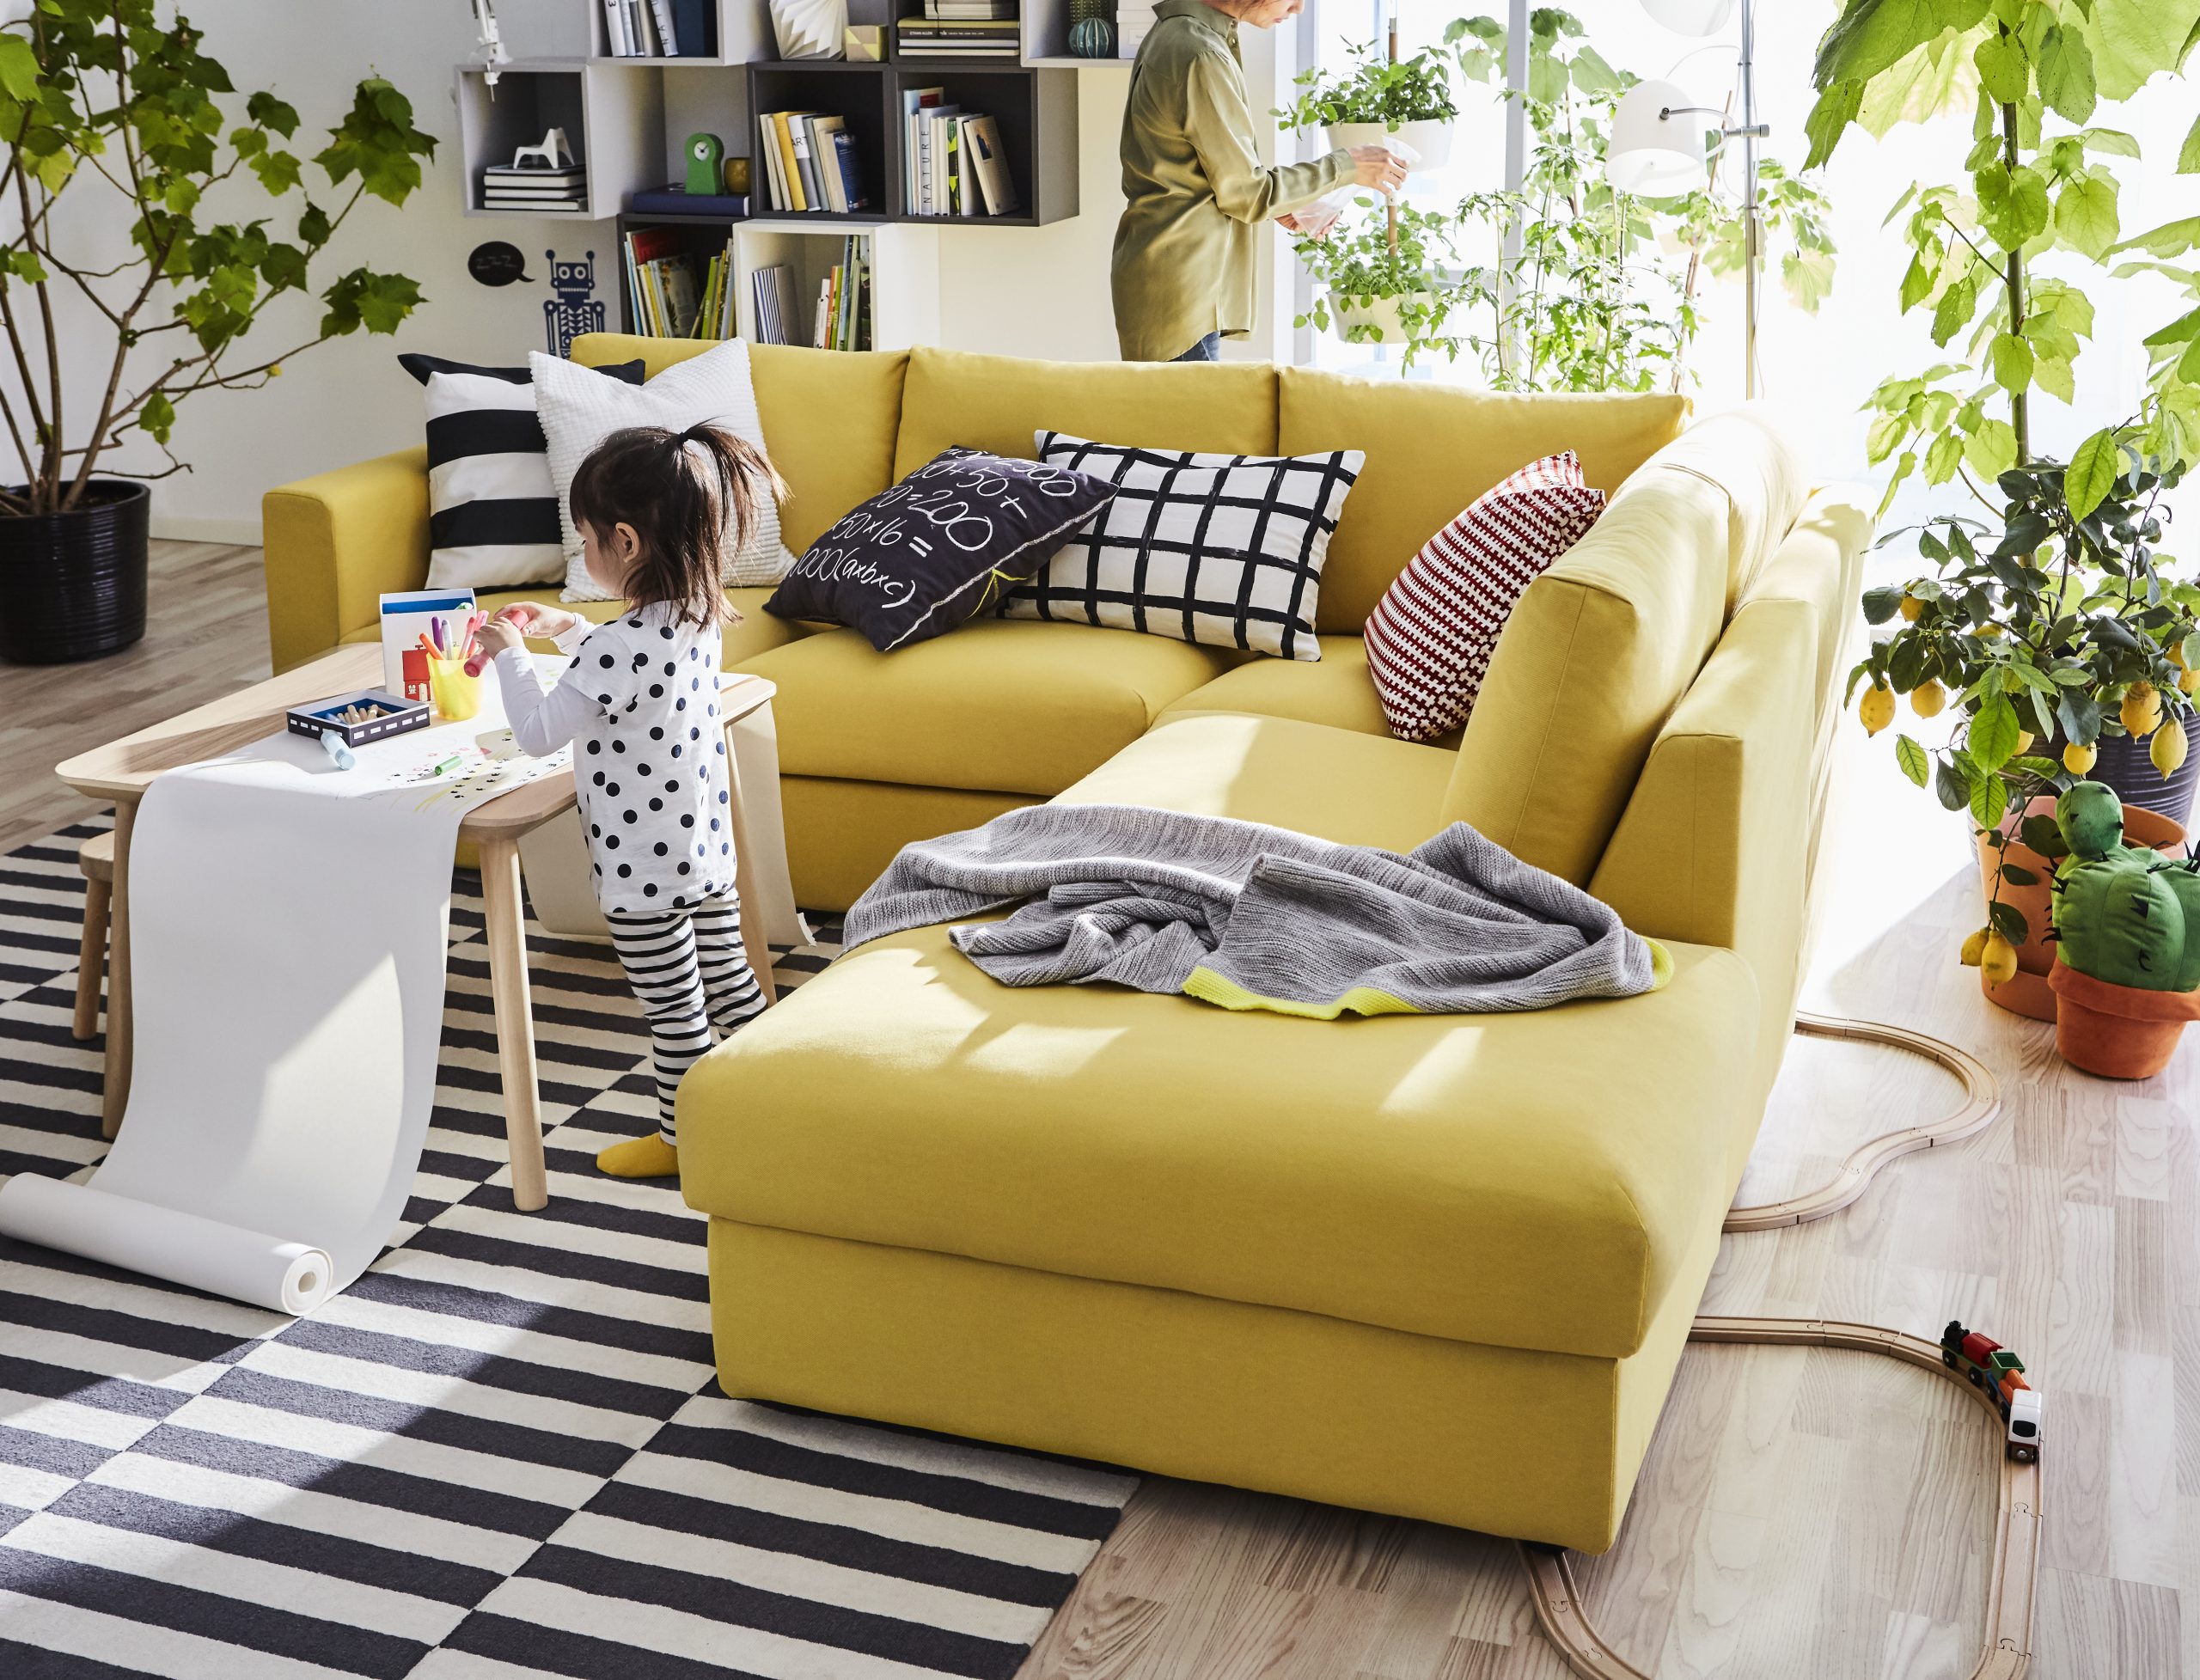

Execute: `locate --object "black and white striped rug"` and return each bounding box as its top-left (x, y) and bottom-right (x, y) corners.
top-left (0, 817), bottom-right (1134, 1677)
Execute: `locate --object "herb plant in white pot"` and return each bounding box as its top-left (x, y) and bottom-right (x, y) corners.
top-left (1292, 201), bottom-right (1476, 366)
top-left (1281, 39), bottom-right (1459, 174)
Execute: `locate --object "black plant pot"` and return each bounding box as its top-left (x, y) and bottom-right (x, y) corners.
top-left (2087, 726), bottom-right (2200, 833)
top-left (0, 480), bottom-right (150, 663)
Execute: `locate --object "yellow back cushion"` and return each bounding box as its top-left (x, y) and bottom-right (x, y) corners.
top-left (1439, 414), bottom-right (1806, 887)
top-left (892, 346), bottom-right (1278, 480)
top-left (568, 335), bottom-right (908, 554)
top-left (1276, 369), bottom-right (1691, 631)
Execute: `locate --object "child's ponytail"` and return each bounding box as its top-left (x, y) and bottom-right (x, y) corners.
top-left (568, 423), bottom-right (789, 629)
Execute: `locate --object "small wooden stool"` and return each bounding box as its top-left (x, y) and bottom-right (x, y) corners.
top-left (73, 830), bottom-right (114, 1042)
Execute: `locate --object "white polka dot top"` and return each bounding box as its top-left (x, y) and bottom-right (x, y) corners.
top-left (493, 602), bottom-right (736, 918)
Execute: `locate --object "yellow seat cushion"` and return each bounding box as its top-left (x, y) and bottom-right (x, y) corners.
top-left (1154, 633), bottom-right (1459, 747)
top-left (732, 618), bottom-right (1234, 797)
top-left (1055, 711), bottom-right (1454, 852)
top-left (892, 345), bottom-right (1278, 480)
top-left (1277, 368), bottom-right (1690, 632)
top-left (681, 929), bottom-right (1756, 1362)
top-left (571, 336), bottom-right (908, 554)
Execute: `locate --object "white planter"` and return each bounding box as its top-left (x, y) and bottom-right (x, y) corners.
top-left (1328, 291), bottom-right (1434, 345)
top-left (1324, 119), bottom-right (1455, 173)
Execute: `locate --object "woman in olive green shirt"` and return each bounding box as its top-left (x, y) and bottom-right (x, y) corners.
top-left (1115, 0), bottom-right (1406, 363)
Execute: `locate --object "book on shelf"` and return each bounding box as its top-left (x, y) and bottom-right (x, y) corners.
top-left (803, 235), bottom-right (871, 351)
top-left (921, 0), bottom-right (1018, 16)
top-left (963, 113), bottom-right (1018, 216)
top-left (621, 226), bottom-right (719, 337)
top-left (751, 262), bottom-right (796, 345)
top-left (756, 112), bottom-right (871, 214)
top-left (896, 16), bottom-right (1020, 54)
top-left (481, 163), bottom-right (587, 211)
top-left (626, 184), bottom-right (750, 217)
top-left (901, 85), bottom-right (944, 211)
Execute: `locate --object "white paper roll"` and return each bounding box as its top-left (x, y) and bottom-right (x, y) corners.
top-left (0, 1173), bottom-right (334, 1316)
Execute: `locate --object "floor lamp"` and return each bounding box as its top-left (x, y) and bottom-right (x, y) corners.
top-left (1602, 0), bottom-right (1770, 398)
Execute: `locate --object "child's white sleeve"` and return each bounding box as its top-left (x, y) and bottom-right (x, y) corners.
top-left (548, 617), bottom-right (590, 655)
top-left (494, 648), bottom-right (598, 756)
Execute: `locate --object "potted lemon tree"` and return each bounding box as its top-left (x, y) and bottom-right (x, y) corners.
top-left (0, 1), bottom-right (435, 663)
top-left (1807, 0), bottom-right (2200, 1011)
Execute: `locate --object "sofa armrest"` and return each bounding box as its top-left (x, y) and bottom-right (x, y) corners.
top-left (261, 445), bottom-right (431, 673)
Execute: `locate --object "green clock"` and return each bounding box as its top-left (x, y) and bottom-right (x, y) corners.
top-left (685, 131), bottom-right (724, 197)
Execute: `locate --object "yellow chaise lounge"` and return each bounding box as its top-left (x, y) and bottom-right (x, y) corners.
top-left (265, 337), bottom-right (1868, 1551)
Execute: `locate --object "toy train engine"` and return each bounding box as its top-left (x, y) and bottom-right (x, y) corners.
top-left (1941, 1320), bottom-right (2042, 1463)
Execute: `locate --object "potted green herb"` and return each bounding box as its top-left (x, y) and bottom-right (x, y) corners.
top-left (0, 1), bottom-right (435, 664)
top-left (1280, 39), bottom-right (1459, 173)
top-left (1292, 201), bottom-right (1477, 367)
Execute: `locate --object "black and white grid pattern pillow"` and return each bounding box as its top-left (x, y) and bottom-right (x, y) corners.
top-left (400, 352), bottom-right (643, 591)
top-left (1002, 432), bottom-right (1364, 662)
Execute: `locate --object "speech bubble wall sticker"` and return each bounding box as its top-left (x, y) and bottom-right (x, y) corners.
top-left (468, 241), bottom-right (535, 287)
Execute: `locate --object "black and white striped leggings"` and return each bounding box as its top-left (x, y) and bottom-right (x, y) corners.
top-left (606, 895), bottom-right (766, 1144)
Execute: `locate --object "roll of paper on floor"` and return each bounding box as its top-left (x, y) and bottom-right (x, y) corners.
top-left (318, 729), bottom-right (356, 771)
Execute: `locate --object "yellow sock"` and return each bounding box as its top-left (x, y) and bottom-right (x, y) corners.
top-left (596, 1134), bottom-right (680, 1179)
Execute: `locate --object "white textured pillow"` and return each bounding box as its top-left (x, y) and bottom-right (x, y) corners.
top-left (1002, 432), bottom-right (1363, 661)
top-left (529, 340), bottom-right (793, 601)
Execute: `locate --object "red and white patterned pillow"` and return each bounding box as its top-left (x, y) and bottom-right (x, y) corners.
top-left (1363, 451), bottom-right (1606, 743)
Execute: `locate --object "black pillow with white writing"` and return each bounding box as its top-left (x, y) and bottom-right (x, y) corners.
top-left (1002, 431), bottom-right (1365, 662)
top-left (766, 447), bottom-right (1116, 652)
top-left (398, 352), bottom-right (645, 591)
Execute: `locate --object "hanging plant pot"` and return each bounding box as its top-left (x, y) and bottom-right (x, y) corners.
top-left (1329, 290), bottom-right (1435, 345)
top-left (2047, 958), bottom-right (2200, 1079)
top-left (1324, 119), bottom-right (1456, 173)
top-left (0, 481), bottom-right (150, 664)
top-left (1977, 794), bottom-right (2185, 1022)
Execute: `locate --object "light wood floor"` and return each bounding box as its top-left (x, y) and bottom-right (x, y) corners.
top-left (9, 546), bottom-right (2183, 1677)
top-left (0, 540), bottom-right (271, 857)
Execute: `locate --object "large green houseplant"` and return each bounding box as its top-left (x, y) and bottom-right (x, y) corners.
top-left (1286, 10), bottom-right (1836, 388)
top-left (1808, 0), bottom-right (2199, 981)
top-left (0, 0), bottom-right (434, 663)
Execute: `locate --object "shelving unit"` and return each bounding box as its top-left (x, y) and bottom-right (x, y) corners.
top-left (455, 63), bottom-right (663, 220)
top-left (749, 60), bottom-right (1077, 225)
top-left (455, 1), bottom-right (1094, 230)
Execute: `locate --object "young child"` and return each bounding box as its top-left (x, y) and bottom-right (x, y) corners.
top-left (477, 423), bottom-right (786, 1180)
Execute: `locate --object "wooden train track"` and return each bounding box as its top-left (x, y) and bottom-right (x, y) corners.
top-left (1516, 1016), bottom-right (2036, 1679)
top-left (1722, 1011), bottom-right (2003, 1232)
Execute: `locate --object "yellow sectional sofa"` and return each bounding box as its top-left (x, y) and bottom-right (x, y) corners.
top-left (264, 336), bottom-right (1868, 1553)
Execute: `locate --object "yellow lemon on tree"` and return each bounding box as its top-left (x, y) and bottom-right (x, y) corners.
top-left (2180, 667), bottom-right (2199, 697)
top-left (1859, 682), bottom-right (1896, 736)
top-left (1900, 591), bottom-right (1926, 621)
top-left (1911, 678), bottom-right (1947, 718)
top-left (2014, 728), bottom-right (2034, 754)
top-left (2063, 740), bottom-right (2099, 774)
top-left (1980, 931), bottom-right (2019, 987)
top-left (1959, 927), bottom-right (1989, 968)
top-left (2153, 714), bottom-right (2188, 778)
top-left (2122, 681), bottom-right (2163, 737)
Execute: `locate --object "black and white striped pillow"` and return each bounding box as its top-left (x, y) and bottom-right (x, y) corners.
top-left (399, 353), bottom-right (644, 591)
top-left (1001, 431), bottom-right (1364, 662)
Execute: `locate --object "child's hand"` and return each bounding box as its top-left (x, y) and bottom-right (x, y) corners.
top-left (476, 618), bottom-right (526, 659)
top-left (498, 602), bottom-right (581, 643)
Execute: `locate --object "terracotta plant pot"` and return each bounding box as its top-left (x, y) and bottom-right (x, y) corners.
top-left (2047, 960), bottom-right (2200, 1078)
top-left (1977, 796), bottom-right (2186, 1021)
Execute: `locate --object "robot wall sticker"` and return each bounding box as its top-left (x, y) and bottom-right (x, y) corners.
top-left (543, 251), bottom-right (604, 356)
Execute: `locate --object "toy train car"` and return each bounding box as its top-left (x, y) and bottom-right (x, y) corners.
top-left (1941, 1320), bottom-right (2042, 1463)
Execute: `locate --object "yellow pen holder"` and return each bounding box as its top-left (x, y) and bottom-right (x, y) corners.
top-left (428, 656), bottom-right (482, 722)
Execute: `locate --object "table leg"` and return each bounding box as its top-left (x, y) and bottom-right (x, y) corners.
top-left (724, 743), bottom-right (777, 1008)
top-left (101, 802), bottom-right (136, 1141)
top-left (480, 836), bottom-right (548, 1212)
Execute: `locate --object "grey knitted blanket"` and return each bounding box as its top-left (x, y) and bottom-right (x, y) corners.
top-left (840, 803), bottom-right (1667, 1018)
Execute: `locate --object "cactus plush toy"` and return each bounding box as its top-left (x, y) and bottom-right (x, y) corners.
top-left (2052, 781), bottom-right (2200, 992)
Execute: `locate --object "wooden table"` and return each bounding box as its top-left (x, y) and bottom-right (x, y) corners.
top-left (55, 644), bottom-right (780, 1213)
